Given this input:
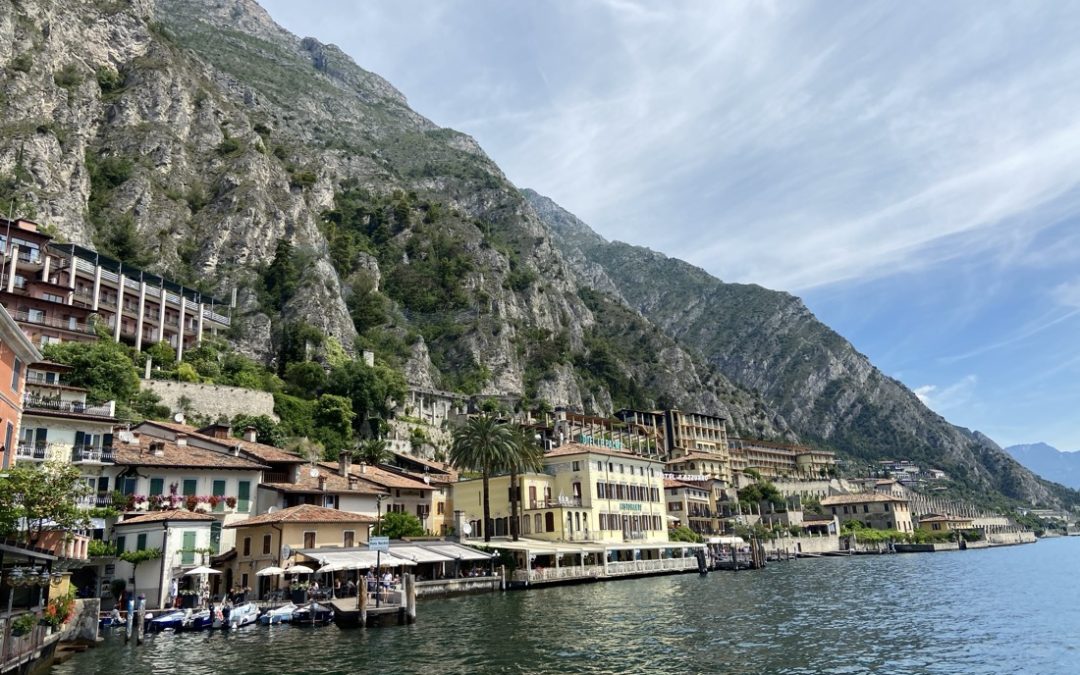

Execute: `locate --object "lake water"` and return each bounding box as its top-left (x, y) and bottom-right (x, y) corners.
top-left (53, 537), bottom-right (1080, 674)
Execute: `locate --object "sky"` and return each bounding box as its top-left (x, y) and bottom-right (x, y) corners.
top-left (258, 0), bottom-right (1080, 452)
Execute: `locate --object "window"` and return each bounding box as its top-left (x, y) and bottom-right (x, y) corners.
top-left (115, 536), bottom-right (126, 553)
top-left (572, 482), bottom-right (581, 499)
top-left (182, 479), bottom-right (197, 496)
top-left (181, 531), bottom-right (196, 565)
top-left (572, 461), bottom-right (580, 471)
top-left (122, 477), bottom-right (137, 495)
top-left (523, 516), bottom-right (531, 535)
top-left (343, 531), bottom-right (354, 547)
top-left (437, 501), bottom-right (445, 515)
top-left (149, 478), bottom-right (164, 497)
top-left (136, 533), bottom-right (147, 551)
top-left (533, 514), bottom-right (542, 533)
top-left (241, 573), bottom-right (248, 589)
top-left (237, 481), bottom-right (251, 512)
top-left (11, 358), bottom-right (23, 391)
top-left (597, 461), bottom-right (603, 471)
top-left (263, 534), bottom-right (272, 555)
top-left (304, 531), bottom-right (315, 548)
top-left (619, 464), bottom-right (625, 474)
top-left (544, 512), bottom-right (555, 532)
top-left (212, 480), bottom-right (226, 512)
top-left (242, 537), bottom-right (251, 556)
top-left (863, 505), bottom-right (869, 513)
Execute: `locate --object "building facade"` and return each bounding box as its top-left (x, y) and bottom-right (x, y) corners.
top-left (0, 304), bottom-right (42, 467)
top-left (111, 510), bottom-right (217, 609)
top-left (820, 492), bottom-right (914, 532)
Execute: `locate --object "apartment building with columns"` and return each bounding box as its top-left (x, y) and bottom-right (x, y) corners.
top-left (0, 218), bottom-right (230, 355)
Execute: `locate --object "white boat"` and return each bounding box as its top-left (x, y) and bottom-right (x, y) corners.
top-left (258, 602), bottom-right (297, 625)
top-left (226, 602), bottom-right (259, 629)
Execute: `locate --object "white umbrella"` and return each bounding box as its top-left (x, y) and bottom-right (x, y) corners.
top-left (256, 566), bottom-right (285, 577)
top-left (287, 565), bottom-right (314, 574)
top-left (184, 566), bottom-right (221, 575)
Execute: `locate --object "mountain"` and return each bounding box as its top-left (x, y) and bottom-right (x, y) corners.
top-left (1006, 443), bottom-right (1080, 491)
top-left (527, 190), bottom-right (1079, 508)
top-left (0, 0), bottom-right (1072, 507)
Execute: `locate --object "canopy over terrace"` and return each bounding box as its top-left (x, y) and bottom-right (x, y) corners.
top-left (296, 547), bottom-right (416, 570)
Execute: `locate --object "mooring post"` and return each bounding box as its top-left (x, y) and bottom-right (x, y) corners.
top-left (358, 581), bottom-right (368, 628)
top-left (405, 573), bottom-right (416, 624)
top-left (136, 595), bottom-right (146, 645)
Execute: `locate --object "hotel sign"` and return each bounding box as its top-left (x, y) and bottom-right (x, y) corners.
top-left (578, 434), bottom-right (623, 450)
top-left (664, 473), bottom-right (707, 482)
top-left (619, 503), bottom-right (642, 512)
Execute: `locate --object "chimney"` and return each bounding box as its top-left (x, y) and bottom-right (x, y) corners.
top-left (243, 426), bottom-right (258, 442)
top-left (347, 474), bottom-right (358, 489)
top-left (210, 424), bottom-right (231, 439)
top-left (318, 475), bottom-right (327, 492)
top-left (175, 433), bottom-right (187, 447)
top-left (359, 462), bottom-right (367, 475)
top-left (339, 451), bottom-right (352, 477)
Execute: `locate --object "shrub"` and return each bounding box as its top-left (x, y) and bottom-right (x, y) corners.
top-left (53, 63), bottom-right (83, 88)
top-left (10, 53), bottom-right (33, 74)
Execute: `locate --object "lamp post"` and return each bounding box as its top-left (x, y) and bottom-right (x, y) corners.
top-left (375, 493), bottom-right (386, 537)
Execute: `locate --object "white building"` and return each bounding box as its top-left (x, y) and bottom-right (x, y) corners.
top-left (111, 510), bottom-right (217, 609)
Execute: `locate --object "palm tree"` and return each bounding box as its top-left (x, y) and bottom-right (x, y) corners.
top-left (356, 437), bottom-right (391, 466)
top-left (450, 415), bottom-right (514, 542)
top-left (505, 427), bottom-right (544, 541)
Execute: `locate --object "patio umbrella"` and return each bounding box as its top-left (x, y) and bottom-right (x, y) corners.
top-left (256, 566), bottom-right (285, 577)
top-left (184, 566), bottom-right (221, 575)
top-left (287, 565), bottom-right (314, 574)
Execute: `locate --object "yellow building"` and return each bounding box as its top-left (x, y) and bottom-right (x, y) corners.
top-left (918, 513), bottom-right (975, 532)
top-left (821, 492), bottom-right (913, 532)
top-left (729, 438), bottom-right (836, 480)
top-left (223, 504), bottom-right (375, 597)
top-left (451, 443), bottom-right (668, 544)
top-left (664, 479), bottom-right (713, 536)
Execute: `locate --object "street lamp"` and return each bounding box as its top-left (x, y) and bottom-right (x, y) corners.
top-left (375, 493), bottom-right (387, 537)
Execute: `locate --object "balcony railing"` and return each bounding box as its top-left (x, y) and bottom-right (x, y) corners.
top-left (23, 397), bottom-right (114, 417)
top-left (9, 310), bottom-right (94, 334)
top-left (71, 445), bottom-right (114, 463)
top-left (528, 496), bottom-right (583, 509)
top-left (15, 443), bottom-right (49, 461)
top-left (77, 493), bottom-right (114, 509)
top-left (24, 373), bottom-right (60, 386)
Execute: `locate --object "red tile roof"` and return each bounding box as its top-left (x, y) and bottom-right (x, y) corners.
top-left (115, 509), bottom-right (217, 526)
top-left (544, 442), bottom-right (664, 464)
top-left (140, 420), bottom-right (305, 464)
top-left (112, 433), bottom-right (268, 470)
top-left (317, 461), bottom-right (435, 491)
top-left (260, 466), bottom-right (387, 496)
top-left (225, 504), bottom-right (376, 528)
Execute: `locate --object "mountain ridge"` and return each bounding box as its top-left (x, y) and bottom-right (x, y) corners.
top-left (1006, 443), bottom-right (1080, 491)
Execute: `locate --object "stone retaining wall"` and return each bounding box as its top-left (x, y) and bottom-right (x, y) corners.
top-left (142, 380), bottom-right (277, 422)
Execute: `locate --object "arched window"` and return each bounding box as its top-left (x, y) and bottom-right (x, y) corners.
top-left (545, 512), bottom-right (555, 532)
top-left (523, 515), bottom-right (531, 534)
top-left (567, 512), bottom-right (573, 534)
top-left (534, 513), bottom-right (542, 533)
top-left (574, 512), bottom-right (581, 531)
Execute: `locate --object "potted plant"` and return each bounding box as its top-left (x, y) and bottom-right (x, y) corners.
top-left (184, 495), bottom-right (198, 511)
top-left (225, 496), bottom-right (237, 510)
top-left (11, 613), bottom-right (36, 637)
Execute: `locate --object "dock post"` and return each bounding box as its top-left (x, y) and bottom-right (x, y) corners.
top-left (405, 573), bottom-right (416, 625)
top-left (358, 583), bottom-right (368, 628)
top-left (136, 596), bottom-right (146, 645)
top-left (500, 564), bottom-right (506, 591)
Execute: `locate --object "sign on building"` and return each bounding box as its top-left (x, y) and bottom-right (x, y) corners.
top-left (369, 536), bottom-right (390, 552)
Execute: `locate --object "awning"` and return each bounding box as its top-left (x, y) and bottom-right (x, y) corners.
top-left (707, 536), bottom-right (745, 546)
top-left (298, 548), bottom-right (416, 569)
top-left (419, 543), bottom-right (495, 561)
top-left (477, 539), bottom-right (559, 555)
top-left (604, 542), bottom-right (706, 551)
top-left (388, 545), bottom-right (455, 564)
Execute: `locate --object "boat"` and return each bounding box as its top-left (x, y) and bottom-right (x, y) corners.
top-left (180, 608), bottom-right (215, 631)
top-left (223, 602), bottom-right (259, 629)
top-left (146, 609), bottom-right (186, 633)
top-left (258, 602), bottom-right (297, 625)
top-left (291, 602), bottom-right (334, 626)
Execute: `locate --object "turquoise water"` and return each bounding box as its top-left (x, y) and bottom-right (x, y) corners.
top-left (53, 537), bottom-right (1080, 674)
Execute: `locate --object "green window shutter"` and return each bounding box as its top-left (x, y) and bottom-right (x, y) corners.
top-left (149, 478), bottom-right (164, 496)
top-left (210, 521), bottom-right (222, 555)
top-left (181, 531), bottom-right (196, 565)
top-left (115, 536), bottom-right (126, 554)
top-left (237, 481), bottom-right (251, 513)
top-left (212, 480), bottom-right (226, 512)
top-left (136, 533), bottom-right (147, 551)
top-left (182, 479), bottom-right (197, 496)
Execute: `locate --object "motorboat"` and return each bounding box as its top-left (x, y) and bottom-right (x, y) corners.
top-left (181, 608), bottom-right (214, 631)
top-left (291, 602), bottom-right (334, 626)
top-left (224, 601), bottom-right (259, 629)
top-left (146, 609), bottom-right (186, 633)
top-left (259, 602), bottom-right (297, 625)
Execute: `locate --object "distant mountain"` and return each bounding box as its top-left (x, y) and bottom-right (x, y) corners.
top-left (1006, 443), bottom-right (1080, 491)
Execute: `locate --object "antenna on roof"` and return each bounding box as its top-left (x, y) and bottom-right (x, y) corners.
top-left (174, 412), bottom-right (185, 424)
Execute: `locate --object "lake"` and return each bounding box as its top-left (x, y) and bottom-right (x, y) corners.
top-left (52, 537), bottom-right (1080, 674)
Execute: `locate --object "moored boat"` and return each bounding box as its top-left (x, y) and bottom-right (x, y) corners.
top-left (291, 602), bottom-right (334, 626)
top-left (146, 609), bottom-right (186, 633)
top-left (181, 608), bottom-right (214, 631)
top-left (259, 602), bottom-right (297, 625)
top-left (224, 602), bottom-right (259, 629)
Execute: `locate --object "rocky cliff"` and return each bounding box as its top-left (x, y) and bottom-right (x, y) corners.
top-left (0, 0), bottom-right (787, 438)
top-left (528, 190), bottom-right (1079, 508)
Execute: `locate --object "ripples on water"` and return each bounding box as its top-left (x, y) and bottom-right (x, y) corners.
top-left (53, 538), bottom-right (1080, 674)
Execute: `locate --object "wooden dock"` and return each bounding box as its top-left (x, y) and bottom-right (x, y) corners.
top-left (330, 574), bottom-right (417, 628)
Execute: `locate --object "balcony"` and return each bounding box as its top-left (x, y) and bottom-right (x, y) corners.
top-left (77, 492), bottom-right (114, 509)
top-left (71, 445), bottom-right (114, 463)
top-left (527, 496), bottom-right (583, 509)
top-left (9, 311), bottom-right (94, 334)
top-left (23, 397), bottom-right (114, 417)
top-left (23, 373), bottom-right (60, 386)
top-left (15, 443), bottom-right (49, 461)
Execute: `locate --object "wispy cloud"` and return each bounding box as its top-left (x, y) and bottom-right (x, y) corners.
top-left (914, 375), bottom-right (978, 414)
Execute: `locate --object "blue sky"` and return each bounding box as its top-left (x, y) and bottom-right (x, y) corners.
top-left (258, 0), bottom-right (1080, 452)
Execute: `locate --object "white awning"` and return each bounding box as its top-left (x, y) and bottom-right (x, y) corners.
top-left (299, 549), bottom-right (416, 569)
top-left (418, 543), bottom-right (495, 561)
top-left (388, 545), bottom-right (455, 564)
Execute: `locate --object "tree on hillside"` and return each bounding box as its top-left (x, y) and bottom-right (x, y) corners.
top-left (43, 339), bottom-right (139, 405)
top-left (311, 394), bottom-right (355, 460)
top-left (0, 463), bottom-right (92, 546)
top-left (506, 427), bottom-right (544, 541)
top-left (325, 358), bottom-right (406, 437)
top-left (450, 415), bottom-right (514, 542)
top-left (263, 238), bottom-right (300, 311)
top-left (738, 478), bottom-right (786, 512)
